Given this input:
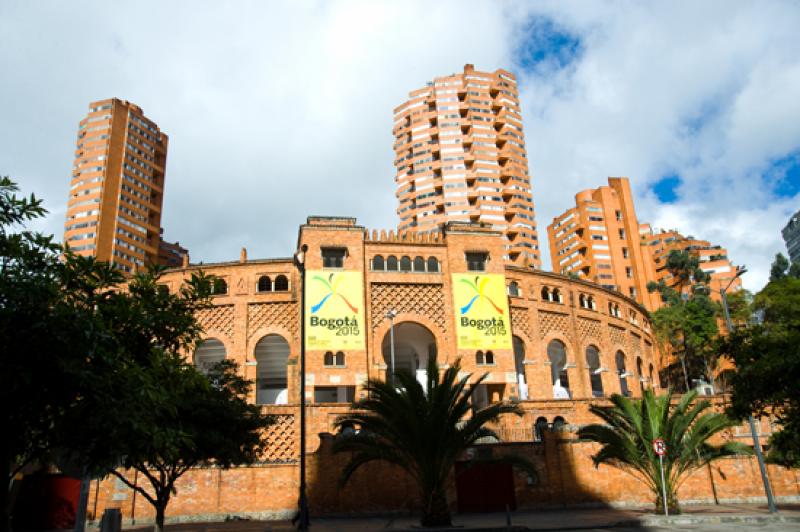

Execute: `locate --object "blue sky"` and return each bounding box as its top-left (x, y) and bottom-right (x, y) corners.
top-left (2, 0), bottom-right (799, 291)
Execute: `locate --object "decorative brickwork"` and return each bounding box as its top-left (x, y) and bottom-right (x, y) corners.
top-left (629, 332), bottom-right (642, 355)
top-left (196, 304), bottom-right (234, 340)
top-left (576, 317), bottom-right (602, 342)
top-left (538, 311), bottom-right (569, 339)
top-left (261, 414), bottom-right (297, 464)
top-left (510, 306), bottom-right (532, 340)
top-left (369, 283), bottom-right (446, 332)
top-left (609, 325), bottom-right (626, 347)
top-left (247, 302), bottom-right (298, 340)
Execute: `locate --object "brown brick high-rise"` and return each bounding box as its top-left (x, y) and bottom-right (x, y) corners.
top-left (393, 64), bottom-right (541, 267)
top-left (63, 98), bottom-right (184, 272)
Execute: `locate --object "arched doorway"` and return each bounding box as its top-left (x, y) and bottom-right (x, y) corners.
top-left (254, 334), bottom-right (290, 404)
top-left (194, 338), bottom-right (226, 373)
top-left (381, 322), bottom-right (437, 389)
top-left (547, 339), bottom-right (570, 399)
top-left (513, 336), bottom-right (528, 400)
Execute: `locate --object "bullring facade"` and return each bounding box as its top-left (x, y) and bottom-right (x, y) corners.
top-left (87, 216), bottom-right (798, 523)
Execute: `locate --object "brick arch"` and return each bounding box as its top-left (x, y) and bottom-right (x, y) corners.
top-left (579, 337), bottom-right (608, 367)
top-left (193, 333), bottom-right (235, 369)
top-left (540, 331), bottom-right (574, 363)
top-left (371, 312), bottom-right (446, 368)
top-left (248, 326), bottom-right (297, 362)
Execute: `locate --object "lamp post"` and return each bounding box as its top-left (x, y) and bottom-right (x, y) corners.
top-left (293, 244), bottom-right (310, 530)
top-left (386, 309), bottom-right (397, 385)
top-left (720, 266), bottom-right (777, 514)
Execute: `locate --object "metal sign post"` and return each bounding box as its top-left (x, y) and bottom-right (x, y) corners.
top-left (652, 438), bottom-right (668, 516)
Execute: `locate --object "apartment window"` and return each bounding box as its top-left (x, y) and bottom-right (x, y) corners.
top-left (622, 247), bottom-right (629, 259)
top-left (322, 248), bottom-right (346, 268)
top-left (618, 229), bottom-right (626, 239)
top-left (466, 252), bottom-right (489, 271)
top-left (615, 210), bottom-right (622, 221)
top-left (626, 267), bottom-right (633, 279)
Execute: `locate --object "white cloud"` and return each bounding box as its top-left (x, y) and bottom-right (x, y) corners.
top-left (2, 0), bottom-right (798, 292)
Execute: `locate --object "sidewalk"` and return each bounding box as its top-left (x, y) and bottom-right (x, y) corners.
top-left (143, 503), bottom-right (800, 531)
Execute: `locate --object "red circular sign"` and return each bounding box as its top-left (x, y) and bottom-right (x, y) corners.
top-left (652, 438), bottom-right (667, 456)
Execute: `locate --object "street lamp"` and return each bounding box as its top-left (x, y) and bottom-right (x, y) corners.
top-left (293, 244), bottom-right (310, 530)
top-left (720, 266), bottom-right (777, 514)
top-left (386, 309), bottom-right (397, 385)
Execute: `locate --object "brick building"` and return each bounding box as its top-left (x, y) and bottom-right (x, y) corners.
top-left (393, 65), bottom-right (541, 268)
top-left (547, 178), bottom-right (659, 310)
top-left (63, 98), bottom-right (186, 272)
top-left (639, 225), bottom-right (742, 305)
top-left (85, 216), bottom-right (798, 524)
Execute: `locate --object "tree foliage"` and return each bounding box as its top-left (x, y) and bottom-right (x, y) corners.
top-left (0, 176), bottom-right (272, 532)
top-left (333, 358), bottom-right (529, 527)
top-left (647, 250), bottom-right (720, 390)
top-left (723, 254), bottom-right (800, 467)
top-left (578, 389), bottom-right (749, 513)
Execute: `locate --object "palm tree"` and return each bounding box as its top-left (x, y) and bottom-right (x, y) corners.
top-left (333, 358), bottom-right (525, 527)
top-left (578, 388), bottom-right (750, 513)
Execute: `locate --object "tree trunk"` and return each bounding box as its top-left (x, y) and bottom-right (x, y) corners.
top-left (654, 489), bottom-right (681, 515)
top-left (420, 488), bottom-right (450, 527)
top-left (154, 498), bottom-right (167, 532)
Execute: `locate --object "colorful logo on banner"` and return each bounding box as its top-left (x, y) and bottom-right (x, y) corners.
top-left (452, 273), bottom-right (512, 350)
top-left (305, 271), bottom-right (365, 350)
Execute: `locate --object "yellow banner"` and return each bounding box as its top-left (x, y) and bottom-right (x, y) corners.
top-left (452, 273), bottom-right (512, 350)
top-left (305, 271), bottom-right (365, 350)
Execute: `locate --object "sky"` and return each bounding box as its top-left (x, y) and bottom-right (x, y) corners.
top-left (2, 0), bottom-right (799, 292)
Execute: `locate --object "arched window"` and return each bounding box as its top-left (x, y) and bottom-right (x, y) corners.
top-left (476, 350), bottom-right (484, 365)
top-left (552, 416), bottom-right (567, 432)
top-left (541, 287), bottom-right (551, 301)
top-left (400, 256), bottom-right (412, 272)
top-left (553, 288), bottom-right (563, 304)
top-left (586, 345), bottom-right (604, 397)
top-left (579, 294), bottom-right (587, 308)
top-left (608, 302), bottom-right (614, 315)
top-left (588, 296), bottom-right (596, 310)
top-left (636, 356), bottom-right (644, 394)
top-left (194, 338), bottom-right (226, 373)
top-left (325, 351), bottom-right (345, 367)
top-left (257, 275), bottom-right (272, 293)
top-left (274, 275), bottom-right (289, 291)
top-left (413, 256), bottom-right (425, 272)
top-left (485, 350), bottom-right (494, 364)
top-left (513, 336), bottom-right (527, 399)
top-left (616, 351), bottom-right (630, 397)
top-left (372, 255), bottom-right (385, 271)
top-left (212, 278), bottom-right (228, 295)
top-left (254, 334), bottom-right (290, 405)
top-left (534, 417), bottom-right (548, 441)
top-left (547, 339), bottom-right (570, 398)
top-left (649, 363), bottom-right (655, 390)
top-left (386, 255), bottom-right (399, 271)
top-left (508, 281), bottom-right (520, 297)
top-left (427, 257), bottom-right (439, 273)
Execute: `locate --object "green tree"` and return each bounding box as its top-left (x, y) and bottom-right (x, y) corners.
top-left (647, 250), bottom-right (719, 391)
top-left (0, 177), bottom-right (125, 532)
top-left (723, 268), bottom-right (800, 468)
top-left (333, 359), bottom-right (529, 527)
top-left (56, 268), bottom-right (273, 532)
top-left (578, 389), bottom-right (749, 514)
top-left (769, 252), bottom-right (791, 281)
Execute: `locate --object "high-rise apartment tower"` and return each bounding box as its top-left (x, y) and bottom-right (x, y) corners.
top-left (547, 177), bottom-right (656, 308)
top-left (63, 98), bottom-right (184, 272)
top-left (782, 209), bottom-right (800, 263)
top-left (392, 64), bottom-right (540, 267)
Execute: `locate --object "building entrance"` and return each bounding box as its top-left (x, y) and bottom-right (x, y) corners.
top-left (381, 322), bottom-right (437, 388)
